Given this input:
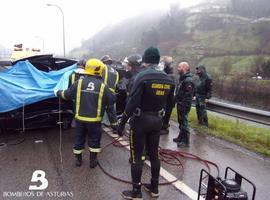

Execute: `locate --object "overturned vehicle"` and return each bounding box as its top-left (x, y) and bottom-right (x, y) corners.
top-left (0, 55), bottom-right (77, 133)
top-left (0, 55), bottom-right (127, 133)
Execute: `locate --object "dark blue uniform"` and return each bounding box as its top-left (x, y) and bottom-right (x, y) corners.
top-left (57, 75), bottom-right (115, 154)
top-left (119, 65), bottom-right (175, 198)
top-left (102, 64), bottom-right (119, 126)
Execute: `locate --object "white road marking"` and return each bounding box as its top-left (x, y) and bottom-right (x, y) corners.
top-left (104, 128), bottom-right (202, 200)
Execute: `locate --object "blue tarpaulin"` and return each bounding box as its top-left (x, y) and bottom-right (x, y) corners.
top-left (0, 60), bottom-right (76, 113)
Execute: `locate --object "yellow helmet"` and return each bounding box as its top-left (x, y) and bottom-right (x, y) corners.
top-left (85, 58), bottom-right (105, 77)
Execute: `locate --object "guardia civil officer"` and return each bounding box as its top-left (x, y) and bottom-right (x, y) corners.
top-left (194, 64), bottom-right (212, 127)
top-left (55, 59), bottom-right (115, 168)
top-left (117, 46), bottom-right (175, 199)
top-left (101, 55), bottom-right (119, 131)
top-left (159, 56), bottom-right (175, 135)
top-left (173, 62), bottom-right (195, 147)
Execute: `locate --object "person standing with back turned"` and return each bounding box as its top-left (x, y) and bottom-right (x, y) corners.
top-left (117, 46), bottom-right (175, 199)
top-left (55, 59), bottom-right (115, 168)
top-left (101, 55), bottom-right (119, 132)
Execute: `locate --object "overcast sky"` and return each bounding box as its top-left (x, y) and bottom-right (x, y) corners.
top-left (0, 0), bottom-right (203, 55)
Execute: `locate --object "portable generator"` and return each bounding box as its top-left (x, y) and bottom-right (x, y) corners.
top-left (197, 167), bottom-right (256, 200)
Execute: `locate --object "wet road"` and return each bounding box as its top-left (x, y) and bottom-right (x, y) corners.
top-left (0, 121), bottom-right (270, 200)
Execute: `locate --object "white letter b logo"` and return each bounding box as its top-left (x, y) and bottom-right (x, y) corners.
top-left (29, 170), bottom-right (48, 190)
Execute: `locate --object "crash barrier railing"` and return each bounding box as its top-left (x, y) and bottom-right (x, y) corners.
top-left (204, 99), bottom-right (270, 126)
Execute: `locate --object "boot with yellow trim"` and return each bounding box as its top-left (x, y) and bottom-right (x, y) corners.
top-left (75, 154), bottom-right (82, 167)
top-left (89, 152), bottom-right (98, 168)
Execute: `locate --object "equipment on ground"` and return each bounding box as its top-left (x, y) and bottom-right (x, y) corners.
top-left (198, 167), bottom-right (256, 200)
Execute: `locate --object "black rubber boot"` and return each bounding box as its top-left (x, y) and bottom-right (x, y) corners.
top-left (159, 128), bottom-right (169, 135)
top-left (89, 152), bottom-right (98, 168)
top-left (177, 132), bottom-right (189, 147)
top-left (143, 179), bottom-right (159, 198)
top-left (177, 141), bottom-right (189, 147)
top-left (173, 133), bottom-right (182, 143)
top-left (160, 123), bottom-right (170, 135)
top-left (122, 186), bottom-right (142, 200)
top-left (111, 124), bottom-right (118, 134)
top-left (75, 154), bottom-right (82, 167)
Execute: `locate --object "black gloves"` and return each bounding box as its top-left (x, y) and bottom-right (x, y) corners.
top-left (54, 90), bottom-right (62, 97)
top-left (117, 112), bottom-right (129, 136)
top-left (117, 123), bottom-right (125, 136)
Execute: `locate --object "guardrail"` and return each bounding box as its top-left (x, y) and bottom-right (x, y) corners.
top-left (206, 99), bottom-right (270, 126)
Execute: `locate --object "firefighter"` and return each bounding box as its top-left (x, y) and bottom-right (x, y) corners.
top-left (68, 59), bottom-right (86, 87)
top-left (173, 62), bottom-right (195, 147)
top-left (117, 46), bottom-right (175, 199)
top-left (194, 64), bottom-right (212, 127)
top-left (55, 58), bottom-right (115, 168)
top-left (100, 55), bottom-right (119, 132)
top-left (69, 59), bottom-right (86, 128)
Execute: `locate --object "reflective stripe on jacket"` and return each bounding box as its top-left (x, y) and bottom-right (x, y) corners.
top-left (60, 75), bottom-right (115, 122)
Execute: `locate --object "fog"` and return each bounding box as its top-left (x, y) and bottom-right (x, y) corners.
top-left (0, 0), bottom-right (204, 54)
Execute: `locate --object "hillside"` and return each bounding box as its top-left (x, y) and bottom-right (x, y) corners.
top-left (69, 0), bottom-right (270, 78)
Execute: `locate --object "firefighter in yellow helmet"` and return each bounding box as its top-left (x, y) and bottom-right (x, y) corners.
top-left (55, 58), bottom-right (116, 168)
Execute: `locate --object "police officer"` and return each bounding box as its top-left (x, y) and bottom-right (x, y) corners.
top-left (173, 62), bottom-right (194, 147)
top-left (159, 56), bottom-right (175, 135)
top-left (116, 54), bottom-right (143, 114)
top-left (123, 54), bottom-right (143, 95)
top-left (194, 64), bottom-right (212, 127)
top-left (68, 59), bottom-right (86, 87)
top-left (55, 59), bottom-right (115, 168)
top-left (117, 46), bottom-right (175, 199)
top-left (101, 55), bottom-right (119, 131)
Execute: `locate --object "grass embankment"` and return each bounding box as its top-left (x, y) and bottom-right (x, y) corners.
top-left (200, 55), bottom-right (270, 74)
top-left (171, 108), bottom-right (270, 157)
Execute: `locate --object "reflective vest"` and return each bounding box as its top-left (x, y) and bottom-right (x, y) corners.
top-left (102, 65), bottom-right (119, 92)
top-left (61, 75), bottom-right (115, 122)
top-left (69, 71), bottom-right (85, 87)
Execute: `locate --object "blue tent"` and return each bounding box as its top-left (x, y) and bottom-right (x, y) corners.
top-left (0, 60), bottom-right (76, 113)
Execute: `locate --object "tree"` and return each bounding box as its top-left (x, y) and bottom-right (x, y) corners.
top-left (221, 56), bottom-right (232, 76)
top-left (141, 27), bottom-right (159, 47)
top-left (261, 60), bottom-right (270, 77)
top-left (252, 56), bottom-right (264, 75)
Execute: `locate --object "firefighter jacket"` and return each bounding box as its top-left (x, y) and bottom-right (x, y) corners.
top-left (68, 69), bottom-right (85, 87)
top-left (57, 75), bottom-right (115, 123)
top-left (195, 66), bottom-right (212, 99)
top-left (175, 72), bottom-right (195, 107)
top-left (124, 65), bottom-right (175, 119)
top-left (102, 64), bottom-right (119, 93)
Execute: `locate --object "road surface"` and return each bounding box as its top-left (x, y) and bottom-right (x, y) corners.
top-left (0, 121), bottom-right (269, 200)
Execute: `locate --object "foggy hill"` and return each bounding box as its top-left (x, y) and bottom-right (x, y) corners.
top-left (69, 0), bottom-right (270, 77)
